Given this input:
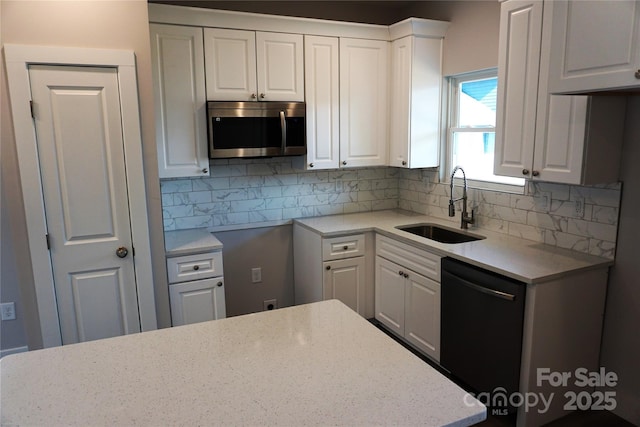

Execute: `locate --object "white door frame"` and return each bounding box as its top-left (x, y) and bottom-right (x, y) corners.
top-left (4, 44), bottom-right (158, 347)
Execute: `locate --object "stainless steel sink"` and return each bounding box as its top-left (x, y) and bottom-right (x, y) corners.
top-left (395, 223), bottom-right (485, 244)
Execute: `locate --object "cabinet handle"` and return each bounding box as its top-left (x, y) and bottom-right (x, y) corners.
top-left (193, 265), bottom-right (200, 271)
top-left (217, 282), bottom-right (223, 287)
top-left (635, 69), bottom-right (640, 79)
top-left (251, 93), bottom-right (257, 99)
top-left (403, 273), bottom-right (409, 278)
top-left (260, 93), bottom-right (266, 99)
top-left (402, 161), bottom-right (407, 166)
top-left (342, 161), bottom-right (347, 166)
top-left (522, 169), bottom-right (530, 175)
top-left (202, 168), bottom-right (208, 174)
top-left (532, 170), bottom-right (540, 177)
top-left (326, 265), bottom-right (331, 270)
top-left (398, 270), bottom-right (404, 276)
top-left (309, 163), bottom-right (314, 168)
top-left (342, 245), bottom-right (349, 250)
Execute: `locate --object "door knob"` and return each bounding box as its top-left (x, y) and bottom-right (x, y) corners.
top-left (251, 93), bottom-right (257, 99)
top-left (532, 170), bottom-right (540, 177)
top-left (260, 93), bottom-right (266, 99)
top-left (115, 246), bottom-right (129, 258)
top-left (635, 69), bottom-right (640, 79)
top-left (342, 161), bottom-right (347, 166)
top-left (402, 161), bottom-right (407, 166)
top-left (522, 169), bottom-right (530, 175)
top-left (202, 168), bottom-right (208, 174)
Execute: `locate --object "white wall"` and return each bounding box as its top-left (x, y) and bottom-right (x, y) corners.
top-left (0, 0), bottom-right (171, 351)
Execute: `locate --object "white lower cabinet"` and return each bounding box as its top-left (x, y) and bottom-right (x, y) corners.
top-left (169, 278), bottom-right (226, 326)
top-left (375, 234), bottom-right (441, 362)
top-left (293, 224), bottom-right (373, 318)
top-left (167, 250), bottom-right (226, 326)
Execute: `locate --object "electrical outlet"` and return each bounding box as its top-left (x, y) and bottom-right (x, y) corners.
top-left (251, 267), bottom-right (262, 283)
top-left (1, 302), bottom-right (16, 321)
top-left (263, 299), bottom-right (278, 311)
top-left (575, 197), bottom-right (585, 218)
top-left (540, 191), bottom-right (551, 213)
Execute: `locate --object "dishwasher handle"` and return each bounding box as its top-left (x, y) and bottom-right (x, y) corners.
top-left (449, 272), bottom-right (516, 301)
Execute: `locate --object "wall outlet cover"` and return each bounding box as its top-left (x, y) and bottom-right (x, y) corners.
top-left (1, 302), bottom-right (16, 321)
top-left (263, 299), bottom-right (277, 311)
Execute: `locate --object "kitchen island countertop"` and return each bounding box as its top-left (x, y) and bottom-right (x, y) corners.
top-left (0, 300), bottom-right (486, 426)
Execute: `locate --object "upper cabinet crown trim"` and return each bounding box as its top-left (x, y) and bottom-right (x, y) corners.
top-left (148, 3), bottom-right (448, 41)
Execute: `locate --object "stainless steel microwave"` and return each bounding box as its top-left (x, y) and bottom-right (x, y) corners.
top-left (207, 101), bottom-right (306, 159)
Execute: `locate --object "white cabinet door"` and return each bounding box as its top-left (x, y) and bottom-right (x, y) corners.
top-left (204, 28), bottom-right (258, 101)
top-left (323, 257), bottom-right (365, 316)
top-left (302, 35), bottom-right (340, 170)
top-left (375, 256), bottom-right (405, 336)
top-left (339, 38), bottom-right (389, 168)
top-left (256, 32), bottom-right (304, 102)
top-left (150, 24), bottom-right (209, 178)
top-left (546, 0), bottom-right (640, 93)
top-left (170, 277), bottom-right (226, 326)
top-left (389, 36), bottom-right (442, 169)
top-left (494, 0), bottom-right (543, 179)
top-left (404, 272), bottom-right (440, 362)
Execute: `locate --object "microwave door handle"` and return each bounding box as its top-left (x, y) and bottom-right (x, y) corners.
top-left (279, 110), bottom-right (287, 153)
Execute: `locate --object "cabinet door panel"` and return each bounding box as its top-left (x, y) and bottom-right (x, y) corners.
top-left (170, 277), bottom-right (226, 326)
top-left (256, 32), bottom-right (304, 101)
top-left (375, 257), bottom-right (405, 336)
top-left (405, 273), bottom-right (440, 362)
top-left (547, 0), bottom-right (640, 93)
top-left (303, 35), bottom-right (339, 170)
top-left (339, 38), bottom-right (389, 168)
top-left (150, 24), bottom-right (209, 178)
top-left (323, 257), bottom-right (365, 316)
top-left (204, 28), bottom-right (257, 101)
top-left (494, 1), bottom-right (542, 179)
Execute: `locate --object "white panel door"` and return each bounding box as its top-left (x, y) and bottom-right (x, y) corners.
top-left (389, 36), bottom-right (412, 168)
top-left (28, 65), bottom-right (140, 344)
top-left (323, 257), bottom-right (365, 316)
top-left (375, 256), bottom-right (405, 336)
top-left (304, 35), bottom-right (339, 170)
top-left (339, 38), bottom-right (389, 168)
top-left (494, 0), bottom-right (543, 179)
top-left (204, 28), bottom-right (258, 101)
top-left (547, 0), bottom-right (640, 93)
top-left (150, 24), bottom-right (209, 178)
top-left (404, 272), bottom-right (441, 362)
top-left (256, 32), bottom-right (304, 102)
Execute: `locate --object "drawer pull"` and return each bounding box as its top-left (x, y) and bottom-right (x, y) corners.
top-left (217, 282), bottom-right (223, 287)
top-left (326, 265), bottom-right (331, 270)
top-left (193, 265), bottom-right (200, 271)
top-left (398, 270), bottom-right (404, 276)
top-left (343, 245), bottom-right (349, 250)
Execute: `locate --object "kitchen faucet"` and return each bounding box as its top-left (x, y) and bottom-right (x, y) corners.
top-left (449, 166), bottom-right (475, 229)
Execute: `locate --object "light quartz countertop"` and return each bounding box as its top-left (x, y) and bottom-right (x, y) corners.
top-left (294, 209), bottom-right (613, 284)
top-left (164, 227), bottom-right (223, 256)
top-left (0, 300), bottom-right (486, 427)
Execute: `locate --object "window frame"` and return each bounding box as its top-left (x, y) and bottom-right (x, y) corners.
top-left (443, 68), bottom-right (525, 194)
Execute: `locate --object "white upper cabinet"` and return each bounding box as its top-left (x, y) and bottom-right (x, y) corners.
top-left (299, 35), bottom-right (340, 170)
top-left (203, 28), bottom-right (257, 101)
top-left (150, 24), bottom-right (209, 178)
top-left (546, 0), bottom-right (640, 93)
top-left (389, 35), bottom-right (443, 169)
top-left (204, 28), bottom-right (304, 102)
top-left (495, 0), bottom-right (627, 185)
top-left (339, 38), bottom-right (389, 168)
top-left (494, 0), bottom-right (543, 179)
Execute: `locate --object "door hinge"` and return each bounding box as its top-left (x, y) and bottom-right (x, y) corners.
top-left (30, 100), bottom-right (35, 119)
top-left (45, 233), bottom-right (51, 250)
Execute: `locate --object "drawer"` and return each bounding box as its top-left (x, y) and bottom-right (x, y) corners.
top-left (376, 234), bottom-right (441, 282)
top-left (166, 251), bottom-right (223, 284)
top-left (322, 234), bottom-right (366, 261)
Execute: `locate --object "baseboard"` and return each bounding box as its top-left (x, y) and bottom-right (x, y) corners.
top-left (0, 346), bottom-right (29, 358)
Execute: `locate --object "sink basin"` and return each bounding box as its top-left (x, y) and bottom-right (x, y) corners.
top-left (395, 223), bottom-right (485, 244)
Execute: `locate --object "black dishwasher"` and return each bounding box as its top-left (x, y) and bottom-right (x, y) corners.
top-left (441, 257), bottom-right (526, 416)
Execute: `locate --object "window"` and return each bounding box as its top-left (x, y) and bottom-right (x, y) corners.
top-left (446, 69), bottom-right (524, 191)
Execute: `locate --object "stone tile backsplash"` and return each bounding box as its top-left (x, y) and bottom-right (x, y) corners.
top-left (161, 158), bottom-right (622, 259)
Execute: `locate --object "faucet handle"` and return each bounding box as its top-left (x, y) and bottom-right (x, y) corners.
top-left (448, 200), bottom-right (456, 217)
